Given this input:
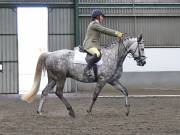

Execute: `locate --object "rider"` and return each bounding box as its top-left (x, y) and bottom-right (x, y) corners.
top-left (83, 9), bottom-right (124, 77)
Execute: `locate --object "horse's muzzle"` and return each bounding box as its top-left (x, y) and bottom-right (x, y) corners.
top-left (138, 60), bottom-right (146, 66)
top-left (135, 57), bottom-right (146, 66)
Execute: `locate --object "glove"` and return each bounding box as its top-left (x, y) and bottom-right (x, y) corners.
top-left (115, 31), bottom-right (124, 38)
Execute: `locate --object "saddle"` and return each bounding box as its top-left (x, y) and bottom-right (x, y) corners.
top-left (79, 46), bottom-right (85, 52)
top-left (73, 46), bottom-right (103, 65)
top-left (74, 46), bottom-right (102, 81)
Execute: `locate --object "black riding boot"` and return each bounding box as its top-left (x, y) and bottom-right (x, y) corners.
top-left (84, 54), bottom-right (99, 77)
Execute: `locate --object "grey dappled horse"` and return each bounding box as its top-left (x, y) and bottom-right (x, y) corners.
top-left (22, 34), bottom-right (146, 118)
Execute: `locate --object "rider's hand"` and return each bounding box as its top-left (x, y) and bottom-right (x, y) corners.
top-left (115, 31), bottom-right (124, 38)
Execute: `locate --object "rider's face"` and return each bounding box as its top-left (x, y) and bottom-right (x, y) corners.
top-left (99, 15), bottom-right (104, 23)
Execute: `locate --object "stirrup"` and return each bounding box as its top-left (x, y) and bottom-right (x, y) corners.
top-left (84, 69), bottom-right (92, 77)
top-left (84, 68), bottom-right (95, 78)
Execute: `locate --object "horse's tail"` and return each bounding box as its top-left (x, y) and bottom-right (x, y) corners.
top-left (21, 52), bottom-right (48, 103)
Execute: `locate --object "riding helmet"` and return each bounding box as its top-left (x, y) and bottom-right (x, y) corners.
top-left (91, 9), bottom-right (105, 18)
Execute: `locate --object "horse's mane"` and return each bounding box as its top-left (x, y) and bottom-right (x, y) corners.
top-left (103, 41), bottom-right (119, 49)
top-left (102, 36), bottom-right (137, 51)
top-left (102, 36), bottom-right (131, 48)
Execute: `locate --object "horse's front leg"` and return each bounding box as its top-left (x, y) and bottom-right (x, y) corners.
top-left (87, 80), bottom-right (106, 113)
top-left (110, 80), bottom-right (130, 116)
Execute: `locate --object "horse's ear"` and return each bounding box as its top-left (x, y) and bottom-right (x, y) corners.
top-left (137, 33), bottom-right (143, 43)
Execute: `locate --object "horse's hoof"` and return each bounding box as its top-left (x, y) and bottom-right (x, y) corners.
top-left (69, 110), bottom-right (75, 118)
top-left (37, 111), bottom-right (42, 115)
top-left (87, 109), bottom-right (91, 114)
top-left (125, 104), bottom-right (130, 116)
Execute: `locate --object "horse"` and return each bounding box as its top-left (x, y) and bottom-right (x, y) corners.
top-left (21, 33), bottom-right (146, 118)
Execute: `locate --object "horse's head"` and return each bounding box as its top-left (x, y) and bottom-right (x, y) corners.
top-left (125, 33), bottom-right (146, 66)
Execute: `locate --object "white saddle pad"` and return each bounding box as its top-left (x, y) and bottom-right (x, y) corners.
top-left (73, 49), bottom-right (103, 65)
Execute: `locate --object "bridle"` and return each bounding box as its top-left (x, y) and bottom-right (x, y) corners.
top-left (118, 36), bottom-right (146, 66)
top-left (109, 37), bottom-right (146, 82)
top-left (120, 37), bottom-right (144, 58)
top-left (131, 41), bottom-right (141, 58)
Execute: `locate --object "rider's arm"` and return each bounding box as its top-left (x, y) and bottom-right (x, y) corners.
top-left (91, 22), bottom-right (123, 38)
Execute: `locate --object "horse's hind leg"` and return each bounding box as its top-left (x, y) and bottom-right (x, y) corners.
top-left (110, 80), bottom-right (130, 116)
top-left (55, 79), bottom-right (75, 118)
top-left (37, 80), bottom-right (56, 114)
